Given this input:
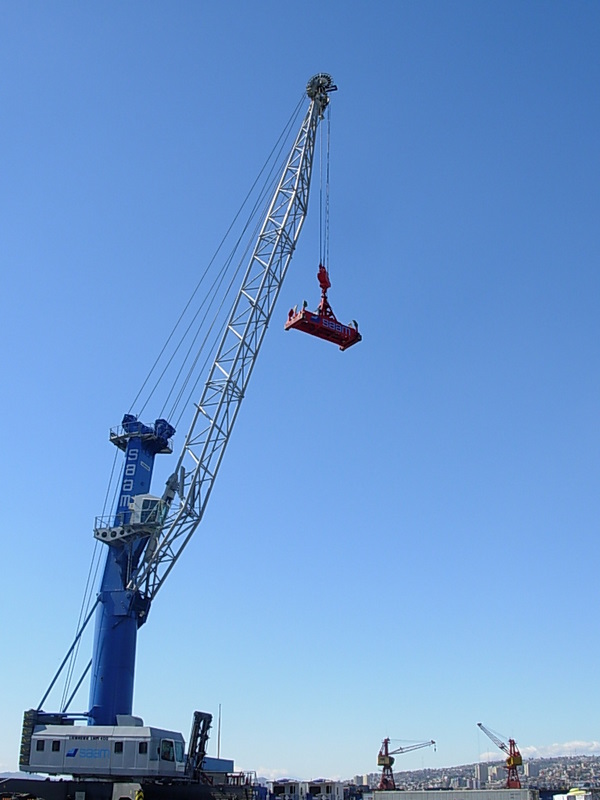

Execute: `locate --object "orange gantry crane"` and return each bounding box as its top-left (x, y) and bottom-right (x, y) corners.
top-left (477, 722), bottom-right (523, 788)
top-left (377, 737), bottom-right (436, 790)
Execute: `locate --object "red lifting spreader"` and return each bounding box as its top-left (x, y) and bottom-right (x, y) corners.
top-left (284, 265), bottom-right (362, 351)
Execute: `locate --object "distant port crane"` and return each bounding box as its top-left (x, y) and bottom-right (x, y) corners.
top-left (377, 737), bottom-right (436, 790)
top-left (477, 722), bottom-right (523, 788)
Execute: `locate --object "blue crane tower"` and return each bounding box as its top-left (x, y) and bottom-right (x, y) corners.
top-left (88, 414), bottom-right (175, 725)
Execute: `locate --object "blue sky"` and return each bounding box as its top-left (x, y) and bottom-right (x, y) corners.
top-left (1, 0), bottom-right (599, 783)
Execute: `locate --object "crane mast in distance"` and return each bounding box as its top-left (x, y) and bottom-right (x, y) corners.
top-left (477, 722), bottom-right (522, 789)
top-left (377, 737), bottom-right (436, 790)
top-left (23, 73), bottom-right (339, 772)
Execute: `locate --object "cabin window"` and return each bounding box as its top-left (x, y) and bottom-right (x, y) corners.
top-left (175, 741), bottom-right (184, 762)
top-left (141, 499), bottom-right (157, 523)
top-left (139, 741), bottom-right (148, 755)
top-left (114, 741), bottom-right (123, 754)
top-left (52, 741), bottom-right (60, 752)
top-left (36, 740), bottom-right (45, 752)
top-left (160, 739), bottom-right (174, 762)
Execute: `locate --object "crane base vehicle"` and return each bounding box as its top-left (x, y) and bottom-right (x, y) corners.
top-left (13, 710), bottom-right (251, 800)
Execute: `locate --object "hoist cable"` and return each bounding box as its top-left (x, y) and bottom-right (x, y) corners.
top-left (318, 106), bottom-right (332, 270)
top-left (319, 120), bottom-right (323, 265)
top-left (325, 106), bottom-right (332, 273)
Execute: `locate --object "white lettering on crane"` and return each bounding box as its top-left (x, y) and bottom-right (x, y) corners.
top-left (322, 318), bottom-right (351, 335)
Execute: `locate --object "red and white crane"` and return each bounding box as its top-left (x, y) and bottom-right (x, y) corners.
top-left (377, 737), bottom-right (436, 790)
top-left (477, 722), bottom-right (523, 788)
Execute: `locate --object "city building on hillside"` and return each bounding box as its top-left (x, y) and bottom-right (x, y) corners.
top-left (476, 763), bottom-right (489, 786)
top-left (269, 779), bottom-right (344, 800)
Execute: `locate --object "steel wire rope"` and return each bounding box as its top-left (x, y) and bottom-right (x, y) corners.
top-left (57, 96), bottom-right (306, 711)
top-left (325, 105), bottom-right (332, 273)
top-left (151, 106), bottom-right (299, 425)
top-left (160, 157), bottom-right (285, 425)
top-left (319, 115), bottom-right (324, 266)
top-left (317, 106), bottom-right (332, 273)
top-left (155, 204), bottom-right (270, 424)
top-left (158, 112), bottom-right (301, 425)
top-left (132, 96), bottom-right (305, 419)
top-left (319, 105), bottom-right (332, 271)
top-left (164, 147), bottom-right (289, 428)
top-left (168, 191), bottom-right (273, 430)
top-left (154, 251), bottom-right (241, 419)
top-left (41, 95), bottom-right (307, 720)
top-left (59, 447), bottom-right (121, 712)
top-left (61, 102), bottom-right (301, 696)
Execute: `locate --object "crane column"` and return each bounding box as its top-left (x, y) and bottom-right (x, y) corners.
top-left (89, 414), bottom-right (175, 725)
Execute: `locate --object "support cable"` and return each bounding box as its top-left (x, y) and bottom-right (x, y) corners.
top-left (55, 99), bottom-right (307, 714)
top-left (59, 446), bottom-right (121, 712)
top-left (132, 96), bottom-right (305, 420)
top-left (168, 163), bottom-right (287, 428)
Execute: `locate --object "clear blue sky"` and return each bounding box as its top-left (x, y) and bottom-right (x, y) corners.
top-left (1, 0), bottom-right (599, 783)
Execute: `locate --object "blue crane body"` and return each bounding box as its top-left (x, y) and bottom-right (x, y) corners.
top-left (89, 414), bottom-right (175, 726)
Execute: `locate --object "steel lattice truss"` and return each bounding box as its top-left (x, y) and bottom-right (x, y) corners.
top-left (131, 74), bottom-right (334, 602)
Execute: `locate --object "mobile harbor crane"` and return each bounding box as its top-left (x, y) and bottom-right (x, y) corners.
top-left (477, 722), bottom-right (523, 788)
top-left (377, 737), bottom-right (436, 790)
top-left (12, 73), bottom-right (359, 800)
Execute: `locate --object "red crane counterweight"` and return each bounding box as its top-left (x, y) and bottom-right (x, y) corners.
top-left (285, 264), bottom-right (362, 351)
